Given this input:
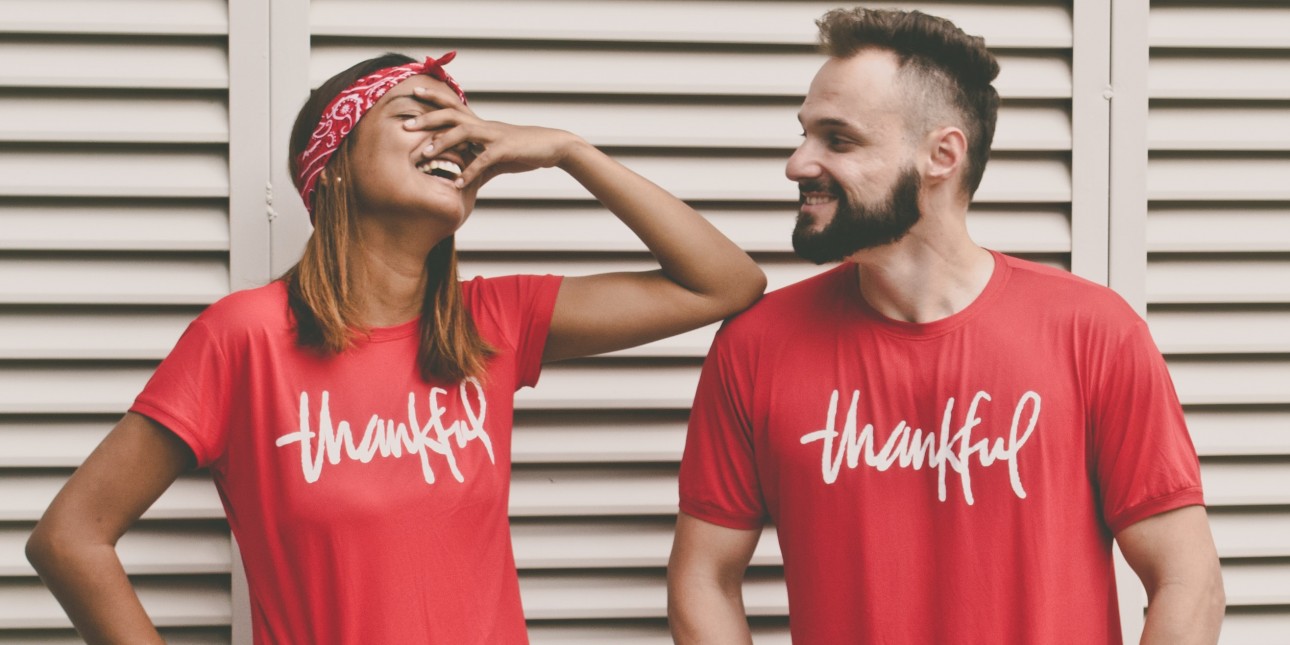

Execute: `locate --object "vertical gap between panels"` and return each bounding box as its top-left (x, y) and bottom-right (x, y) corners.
top-left (269, 0), bottom-right (314, 279)
top-left (1108, 0), bottom-right (1153, 642)
top-left (1070, 0), bottom-right (1112, 285)
top-left (226, 0), bottom-right (272, 642)
top-left (1108, 0), bottom-right (1151, 315)
top-left (228, 0), bottom-right (272, 291)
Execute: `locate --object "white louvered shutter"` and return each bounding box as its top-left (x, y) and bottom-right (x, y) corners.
top-left (301, 2), bottom-right (1077, 642)
top-left (1145, 2), bottom-right (1290, 642)
top-left (3, 1), bottom-right (1285, 644)
top-left (0, 0), bottom-right (242, 642)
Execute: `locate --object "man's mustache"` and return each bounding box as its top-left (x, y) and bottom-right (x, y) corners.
top-left (797, 180), bottom-right (840, 195)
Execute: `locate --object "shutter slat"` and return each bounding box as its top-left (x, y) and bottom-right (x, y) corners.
top-left (1148, 206), bottom-right (1290, 253)
top-left (1148, 155), bottom-right (1290, 201)
top-left (1200, 460), bottom-right (1290, 506)
top-left (472, 153), bottom-right (1070, 203)
top-left (1150, 5), bottom-right (1290, 49)
top-left (1147, 256), bottom-right (1290, 304)
top-left (513, 411), bottom-right (687, 463)
top-left (514, 362), bottom-right (700, 410)
top-left (512, 519), bottom-right (779, 569)
top-left (519, 570), bottom-right (787, 619)
top-left (1149, 53), bottom-right (1290, 100)
top-left (466, 100), bottom-right (1070, 151)
top-left (0, 0), bottom-right (228, 36)
top-left (0, 364), bottom-right (153, 414)
top-left (528, 622), bottom-right (789, 645)
top-left (0, 149), bottom-right (229, 199)
top-left (1168, 358), bottom-right (1290, 405)
top-left (510, 466), bottom-right (678, 516)
top-left (0, 202), bottom-right (228, 252)
top-left (1150, 307), bottom-right (1290, 354)
top-left (0, 39), bottom-right (227, 90)
top-left (462, 258), bottom-right (822, 296)
top-left (0, 578), bottom-right (229, 628)
top-left (1185, 407), bottom-right (1290, 457)
top-left (312, 47), bottom-right (1072, 99)
top-left (0, 418), bottom-right (114, 467)
top-left (1218, 610), bottom-right (1290, 645)
top-left (0, 309), bottom-right (197, 360)
top-left (0, 473), bottom-right (222, 521)
top-left (0, 627), bottom-right (229, 645)
top-left (460, 204), bottom-right (1071, 254)
top-left (1208, 510), bottom-right (1290, 558)
top-left (0, 523), bottom-right (230, 576)
top-left (0, 254), bottom-right (228, 305)
top-left (1222, 561), bottom-right (1290, 605)
top-left (1149, 103), bottom-right (1290, 151)
top-left (0, 93), bottom-right (227, 144)
top-left (312, 0), bottom-right (1072, 48)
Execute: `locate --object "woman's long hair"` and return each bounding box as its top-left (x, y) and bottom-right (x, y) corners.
top-left (284, 53), bottom-right (494, 382)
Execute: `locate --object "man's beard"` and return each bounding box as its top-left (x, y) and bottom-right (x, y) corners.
top-left (791, 167), bottom-right (923, 264)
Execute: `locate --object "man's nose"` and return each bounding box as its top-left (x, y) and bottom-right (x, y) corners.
top-left (785, 143), bottom-right (821, 183)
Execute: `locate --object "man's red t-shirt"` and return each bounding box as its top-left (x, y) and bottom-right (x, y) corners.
top-left (132, 275), bottom-right (561, 644)
top-left (679, 252), bottom-right (1203, 644)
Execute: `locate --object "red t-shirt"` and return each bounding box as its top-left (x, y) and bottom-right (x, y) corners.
top-left (679, 252), bottom-right (1203, 644)
top-left (132, 275), bottom-right (562, 644)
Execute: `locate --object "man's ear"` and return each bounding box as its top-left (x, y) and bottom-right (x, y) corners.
top-left (924, 126), bottom-right (967, 186)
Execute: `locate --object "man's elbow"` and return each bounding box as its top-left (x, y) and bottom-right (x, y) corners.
top-left (1202, 565), bottom-right (1226, 623)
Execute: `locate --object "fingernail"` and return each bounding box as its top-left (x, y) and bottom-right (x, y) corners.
top-left (403, 119), bottom-right (415, 129)
top-left (423, 144), bottom-right (435, 154)
top-left (454, 178), bottom-right (464, 189)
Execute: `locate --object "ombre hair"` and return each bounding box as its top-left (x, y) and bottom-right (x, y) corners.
top-left (284, 53), bottom-right (494, 382)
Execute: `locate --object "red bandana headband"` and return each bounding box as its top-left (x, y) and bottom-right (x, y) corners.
top-left (295, 52), bottom-right (468, 217)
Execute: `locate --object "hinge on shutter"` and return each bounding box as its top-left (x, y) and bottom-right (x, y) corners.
top-left (265, 181), bottom-right (278, 222)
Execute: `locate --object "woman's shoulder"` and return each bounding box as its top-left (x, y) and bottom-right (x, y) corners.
top-left (459, 274), bottom-right (562, 315)
top-left (192, 280), bottom-right (292, 335)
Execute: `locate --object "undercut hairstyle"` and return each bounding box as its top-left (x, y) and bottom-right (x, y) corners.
top-left (816, 8), bottom-right (1000, 196)
top-left (285, 53), bottom-right (495, 383)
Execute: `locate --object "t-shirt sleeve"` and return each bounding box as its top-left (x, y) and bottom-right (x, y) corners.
top-left (129, 319), bottom-right (234, 468)
top-left (678, 323), bottom-right (767, 530)
top-left (468, 274), bottom-right (562, 390)
top-left (1090, 318), bottom-right (1204, 535)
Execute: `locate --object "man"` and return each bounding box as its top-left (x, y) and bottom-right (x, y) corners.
top-left (668, 8), bottom-right (1225, 644)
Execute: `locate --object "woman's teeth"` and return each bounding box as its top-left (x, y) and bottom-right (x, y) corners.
top-left (417, 159), bottom-right (462, 180)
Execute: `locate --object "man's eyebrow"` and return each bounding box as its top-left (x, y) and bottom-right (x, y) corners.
top-left (814, 117), bottom-right (857, 130)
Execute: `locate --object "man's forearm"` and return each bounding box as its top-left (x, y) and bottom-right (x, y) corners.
top-left (1140, 579), bottom-right (1226, 645)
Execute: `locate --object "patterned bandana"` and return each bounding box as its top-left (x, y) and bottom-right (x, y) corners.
top-left (295, 52), bottom-right (468, 218)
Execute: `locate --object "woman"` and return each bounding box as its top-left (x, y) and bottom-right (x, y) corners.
top-left (26, 52), bottom-right (765, 644)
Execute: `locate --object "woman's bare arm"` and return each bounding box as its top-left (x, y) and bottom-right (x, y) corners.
top-left (26, 412), bottom-right (194, 644)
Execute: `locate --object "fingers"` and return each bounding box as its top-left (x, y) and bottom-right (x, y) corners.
top-left (457, 148), bottom-right (496, 187)
top-left (402, 108), bottom-right (466, 134)
top-left (426, 126), bottom-right (492, 186)
top-left (401, 84), bottom-right (476, 131)
top-left (412, 84), bottom-right (469, 111)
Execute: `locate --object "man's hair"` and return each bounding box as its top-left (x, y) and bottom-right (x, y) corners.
top-left (817, 8), bottom-right (1000, 196)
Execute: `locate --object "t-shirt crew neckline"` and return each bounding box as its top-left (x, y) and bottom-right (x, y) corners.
top-left (359, 317), bottom-right (420, 342)
top-left (845, 249), bottom-right (1010, 339)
